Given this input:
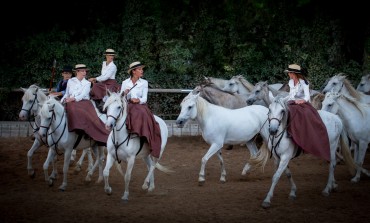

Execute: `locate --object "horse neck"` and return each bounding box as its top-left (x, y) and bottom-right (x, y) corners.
top-left (49, 104), bottom-right (67, 134)
top-left (238, 77), bottom-right (254, 92)
top-left (195, 97), bottom-right (210, 127)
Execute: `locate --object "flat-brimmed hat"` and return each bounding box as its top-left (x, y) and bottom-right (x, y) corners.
top-left (127, 61), bottom-right (145, 74)
top-left (73, 64), bottom-right (90, 71)
top-left (103, 49), bottom-right (116, 56)
top-left (284, 64), bottom-right (302, 74)
top-left (62, 65), bottom-right (73, 73)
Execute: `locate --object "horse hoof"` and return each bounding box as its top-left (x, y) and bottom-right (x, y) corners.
top-left (261, 202), bottom-right (270, 209)
top-left (289, 195), bottom-right (296, 200)
top-left (48, 179), bottom-right (54, 187)
top-left (220, 180), bottom-right (226, 184)
top-left (105, 188), bottom-right (112, 195)
top-left (198, 180), bottom-right (205, 186)
top-left (322, 191), bottom-right (330, 197)
top-left (30, 171), bottom-right (36, 179)
top-left (59, 188), bottom-right (65, 192)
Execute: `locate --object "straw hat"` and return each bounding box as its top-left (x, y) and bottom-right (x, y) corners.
top-left (127, 61), bottom-right (145, 74)
top-left (103, 49), bottom-right (116, 56)
top-left (284, 64), bottom-right (302, 74)
top-left (73, 64), bottom-right (89, 71)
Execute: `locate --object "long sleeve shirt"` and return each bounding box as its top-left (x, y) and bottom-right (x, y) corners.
top-left (120, 78), bottom-right (148, 104)
top-left (61, 77), bottom-right (91, 102)
top-left (96, 61), bottom-right (117, 82)
top-left (286, 78), bottom-right (311, 102)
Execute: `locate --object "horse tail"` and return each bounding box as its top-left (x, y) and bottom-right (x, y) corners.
top-left (249, 141), bottom-right (269, 172)
top-left (155, 162), bottom-right (175, 174)
top-left (339, 130), bottom-right (357, 176)
top-left (115, 161), bottom-right (124, 176)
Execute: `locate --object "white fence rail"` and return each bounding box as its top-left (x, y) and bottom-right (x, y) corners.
top-left (0, 121), bottom-right (202, 138)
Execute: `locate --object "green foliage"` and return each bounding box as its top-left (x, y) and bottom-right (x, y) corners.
top-left (1, 0), bottom-right (369, 120)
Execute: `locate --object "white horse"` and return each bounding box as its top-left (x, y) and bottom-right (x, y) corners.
top-left (246, 81), bottom-right (287, 106)
top-left (356, 73), bottom-right (370, 94)
top-left (19, 85), bottom-right (93, 178)
top-left (322, 74), bottom-right (370, 104)
top-left (321, 92), bottom-right (370, 182)
top-left (103, 91), bottom-right (172, 201)
top-left (38, 97), bottom-right (105, 191)
top-left (250, 94), bottom-right (356, 208)
top-left (175, 93), bottom-right (270, 185)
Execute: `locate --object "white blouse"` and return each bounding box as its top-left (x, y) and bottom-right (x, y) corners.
top-left (120, 78), bottom-right (148, 104)
top-left (96, 61), bottom-right (117, 82)
top-left (287, 78), bottom-right (311, 102)
top-left (61, 77), bottom-right (91, 102)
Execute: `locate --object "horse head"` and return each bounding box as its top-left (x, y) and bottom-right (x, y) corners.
top-left (322, 73), bottom-right (347, 94)
top-left (104, 90), bottom-right (127, 131)
top-left (268, 95), bottom-right (289, 135)
top-left (19, 85), bottom-right (46, 120)
top-left (176, 93), bottom-right (199, 128)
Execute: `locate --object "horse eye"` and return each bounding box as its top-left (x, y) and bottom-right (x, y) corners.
top-left (188, 105), bottom-right (192, 110)
top-left (256, 90), bottom-right (260, 93)
top-left (332, 83), bottom-right (337, 85)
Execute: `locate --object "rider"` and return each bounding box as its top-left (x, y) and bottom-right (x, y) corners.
top-left (284, 63), bottom-right (330, 161)
top-left (120, 61), bottom-right (161, 158)
top-left (49, 65), bottom-right (74, 100)
top-left (89, 49), bottom-right (121, 113)
top-left (61, 64), bottom-right (110, 145)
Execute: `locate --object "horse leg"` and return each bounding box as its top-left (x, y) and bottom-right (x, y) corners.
top-left (87, 147), bottom-right (94, 172)
top-left (70, 149), bottom-right (77, 165)
top-left (242, 141), bottom-right (258, 176)
top-left (43, 148), bottom-right (57, 186)
top-left (216, 152), bottom-right (226, 183)
top-left (322, 141), bottom-right (339, 196)
top-left (27, 137), bottom-right (42, 178)
top-left (86, 146), bottom-right (104, 183)
top-left (142, 156), bottom-right (155, 191)
top-left (283, 165), bottom-right (297, 200)
top-left (199, 143), bottom-right (223, 185)
top-left (85, 146), bottom-right (99, 182)
top-left (59, 149), bottom-right (72, 191)
top-left (262, 157), bottom-right (290, 208)
top-left (103, 152), bottom-right (115, 196)
top-left (122, 156), bottom-right (136, 201)
top-left (351, 141), bottom-right (368, 183)
top-left (74, 149), bottom-right (84, 173)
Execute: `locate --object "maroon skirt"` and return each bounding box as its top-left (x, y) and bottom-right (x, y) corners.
top-left (90, 79), bottom-right (121, 100)
top-left (287, 102), bottom-right (330, 161)
top-left (126, 103), bottom-right (162, 158)
top-left (65, 100), bottom-right (110, 145)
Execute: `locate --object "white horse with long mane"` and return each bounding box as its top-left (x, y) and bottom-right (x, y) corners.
top-left (322, 74), bottom-right (370, 104)
top-left (175, 93), bottom-right (270, 185)
top-left (250, 94), bottom-right (356, 208)
top-left (321, 92), bottom-right (370, 182)
top-left (103, 91), bottom-right (172, 201)
top-left (356, 73), bottom-right (370, 94)
top-left (19, 85), bottom-right (93, 178)
top-left (38, 97), bottom-right (105, 191)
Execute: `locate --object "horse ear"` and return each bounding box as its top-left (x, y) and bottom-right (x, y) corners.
top-left (20, 87), bottom-right (27, 92)
top-left (268, 91), bottom-right (274, 102)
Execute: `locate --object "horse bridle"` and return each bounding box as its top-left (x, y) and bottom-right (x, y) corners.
top-left (21, 89), bottom-right (40, 132)
top-left (267, 103), bottom-right (288, 159)
top-left (39, 108), bottom-right (67, 155)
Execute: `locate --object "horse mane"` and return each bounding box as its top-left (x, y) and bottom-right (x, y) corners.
top-left (234, 75), bottom-right (254, 92)
top-left (22, 84), bottom-right (47, 101)
top-left (41, 97), bottom-right (64, 117)
top-left (195, 95), bottom-right (208, 121)
top-left (341, 76), bottom-right (362, 100)
top-left (335, 92), bottom-right (367, 117)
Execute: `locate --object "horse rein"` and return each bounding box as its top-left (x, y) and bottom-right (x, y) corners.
top-left (22, 89), bottom-right (40, 132)
top-left (39, 108), bottom-right (67, 155)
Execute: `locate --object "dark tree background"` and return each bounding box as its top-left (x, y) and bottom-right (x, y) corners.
top-left (1, 0), bottom-right (369, 120)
